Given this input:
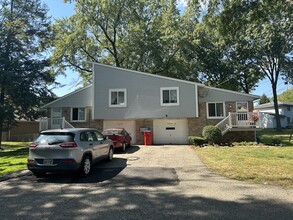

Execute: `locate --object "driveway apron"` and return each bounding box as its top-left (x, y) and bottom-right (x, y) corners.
top-left (0, 145), bottom-right (292, 220)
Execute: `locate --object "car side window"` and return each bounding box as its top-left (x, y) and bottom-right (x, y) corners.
top-left (80, 131), bottom-right (94, 142)
top-left (91, 131), bottom-right (98, 141)
top-left (95, 131), bottom-right (104, 141)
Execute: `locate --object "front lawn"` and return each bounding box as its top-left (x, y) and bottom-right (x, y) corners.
top-left (0, 142), bottom-right (29, 176)
top-left (195, 146), bottom-right (293, 188)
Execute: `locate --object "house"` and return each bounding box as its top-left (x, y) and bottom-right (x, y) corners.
top-left (255, 101), bottom-right (293, 128)
top-left (2, 120), bottom-right (39, 142)
top-left (40, 63), bottom-right (260, 144)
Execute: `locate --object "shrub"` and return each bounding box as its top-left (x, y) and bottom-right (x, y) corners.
top-left (189, 136), bottom-right (206, 146)
top-left (272, 137), bottom-right (281, 146)
top-left (202, 126), bottom-right (222, 144)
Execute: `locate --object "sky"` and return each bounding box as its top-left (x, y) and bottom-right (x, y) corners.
top-left (42, 0), bottom-right (291, 98)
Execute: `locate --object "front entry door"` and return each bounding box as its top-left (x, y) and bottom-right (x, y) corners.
top-left (236, 102), bottom-right (249, 127)
top-left (51, 108), bottom-right (62, 129)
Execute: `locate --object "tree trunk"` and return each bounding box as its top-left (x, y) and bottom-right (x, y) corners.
top-left (0, 123), bottom-right (3, 150)
top-left (272, 83), bottom-right (282, 131)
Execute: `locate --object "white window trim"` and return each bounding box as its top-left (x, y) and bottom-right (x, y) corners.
top-left (206, 102), bottom-right (226, 119)
top-left (160, 87), bottom-right (180, 106)
top-left (109, 88), bottom-right (127, 108)
top-left (236, 102), bottom-right (248, 113)
top-left (71, 107), bottom-right (87, 122)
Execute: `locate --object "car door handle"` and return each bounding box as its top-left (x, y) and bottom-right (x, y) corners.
top-left (89, 143), bottom-right (93, 146)
top-left (99, 142), bottom-right (103, 144)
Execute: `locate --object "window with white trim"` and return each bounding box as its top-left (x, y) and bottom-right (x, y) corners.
top-left (207, 102), bottom-right (225, 118)
top-left (109, 89), bottom-right (127, 107)
top-left (160, 87), bottom-right (179, 106)
top-left (71, 108), bottom-right (86, 121)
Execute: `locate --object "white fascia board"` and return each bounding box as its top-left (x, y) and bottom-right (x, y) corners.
top-left (195, 85), bottom-right (199, 117)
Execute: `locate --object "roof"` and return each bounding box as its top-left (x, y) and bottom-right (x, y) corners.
top-left (255, 101), bottom-right (293, 109)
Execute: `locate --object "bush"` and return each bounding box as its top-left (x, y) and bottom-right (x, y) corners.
top-left (189, 136), bottom-right (206, 146)
top-left (272, 137), bottom-right (281, 145)
top-left (202, 126), bottom-right (222, 144)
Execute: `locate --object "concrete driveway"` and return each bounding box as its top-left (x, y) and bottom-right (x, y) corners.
top-left (0, 145), bottom-right (292, 220)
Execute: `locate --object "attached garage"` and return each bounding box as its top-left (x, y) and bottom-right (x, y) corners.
top-left (153, 119), bottom-right (188, 144)
top-left (103, 120), bottom-right (136, 144)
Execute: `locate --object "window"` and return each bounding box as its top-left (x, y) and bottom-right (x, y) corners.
top-left (287, 106), bottom-right (291, 111)
top-left (207, 102), bottom-right (225, 119)
top-left (94, 131), bottom-right (105, 141)
top-left (109, 89), bottom-right (127, 107)
top-left (237, 102), bottom-right (248, 112)
top-left (71, 108), bottom-right (86, 121)
top-left (160, 87), bottom-right (179, 106)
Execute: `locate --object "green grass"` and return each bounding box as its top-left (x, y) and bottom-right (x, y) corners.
top-left (257, 128), bottom-right (293, 146)
top-left (0, 142), bottom-right (29, 176)
top-left (195, 146), bottom-right (293, 188)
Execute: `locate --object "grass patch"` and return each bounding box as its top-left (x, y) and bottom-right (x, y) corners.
top-left (257, 128), bottom-right (293, 146)
top-left (0, 142), bottom-right (29, 176)
top-left (195, 146), bottom-right (293, 188)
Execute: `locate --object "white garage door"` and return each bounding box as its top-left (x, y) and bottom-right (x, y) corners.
top-left (103, 120), bottom-right (136, 144)
top-left (153, 119), bottom-right (188, 145)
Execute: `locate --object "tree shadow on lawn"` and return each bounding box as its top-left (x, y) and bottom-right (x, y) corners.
top-left (0, 147), bottom-right (28, 157)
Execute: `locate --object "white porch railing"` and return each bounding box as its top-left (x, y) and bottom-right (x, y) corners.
top-left (216, 112), bottom-right (260, 135)
top-left (39, 117), bottom-right (74, 131)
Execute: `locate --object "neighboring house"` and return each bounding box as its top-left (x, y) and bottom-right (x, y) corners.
top-left (255, 101), bottom-right (293, 128)
top-left (40, 63), bottom-right (260, 145)
top-left (2, 120), bottom-right (39, 142)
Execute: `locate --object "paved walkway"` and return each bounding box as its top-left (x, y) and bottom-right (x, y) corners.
top-left (0, 145), bottom-right (292, 220)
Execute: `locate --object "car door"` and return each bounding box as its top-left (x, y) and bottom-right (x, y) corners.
top-left (94, 131), bottom-right (109, 157)
top-left (80, 131), bottom-right (100, 160)
top-left (123, 129), bottom-right (131, 145)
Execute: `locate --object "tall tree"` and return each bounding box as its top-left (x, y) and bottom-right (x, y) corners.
top-left (215, 0), bottom-right (293, 131)
top-left (0, 0), bottom-right (54, 148)
top-left (51, 0), bottom-right (200, 84)
top-left (182, 1), bottom-right (261, 93)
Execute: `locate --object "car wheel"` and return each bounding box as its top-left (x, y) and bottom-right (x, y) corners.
top-left (32, 171), bottom-right (46, 177)
top-left (107, 147), bottom-right (114, 161)
top-left (122, 142), bottom-right (126, 152)
top-left (80, 156), bottom-right (91, 176)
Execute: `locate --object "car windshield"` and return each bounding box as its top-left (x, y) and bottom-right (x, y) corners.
top-left (102, 130), bottom-right (122, 135)
top-left (35, 132), bottom-right (75, 145)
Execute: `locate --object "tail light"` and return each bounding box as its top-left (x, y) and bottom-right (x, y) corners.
top-left (30, 143), bottom-right (38, 148)
top-left (59, 142), bottom-right (77, 148)
top-left (27, 159), bottom-right (34, 163)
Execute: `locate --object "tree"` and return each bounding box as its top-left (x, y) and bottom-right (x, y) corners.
top-left (181, 2), bottom-right (262, 93)
top-left (278, 88), bottom-right (293, 102)
top-left (259, 94), bottom-right (271, 105)
top-left (0, 0), bottom-right (54, 148)
top-left (51, 0), bottom-right (200, 84)
top-left (214, 0), bottom-right (293, 131)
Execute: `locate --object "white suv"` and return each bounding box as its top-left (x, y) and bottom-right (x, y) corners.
top-left (27, 128), bottom-right (114, 177)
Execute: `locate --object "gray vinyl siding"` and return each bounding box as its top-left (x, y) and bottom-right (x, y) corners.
top-left (93, 64), bottom-right (197, 119)
top-left (45, 86), bottom-right (92, 108)
top-left (198, 87), bottom-right (255, 102)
